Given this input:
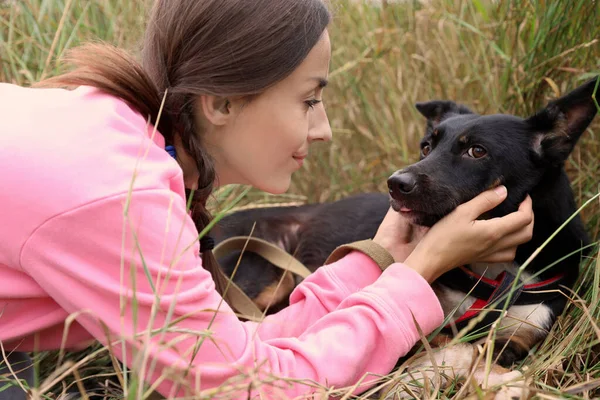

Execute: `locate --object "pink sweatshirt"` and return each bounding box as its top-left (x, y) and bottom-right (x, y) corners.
top-left (0, 83), bottom-right (443, 398)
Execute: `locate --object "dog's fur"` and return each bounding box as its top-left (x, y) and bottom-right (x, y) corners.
top-left (212, 78), bottom-right (597, 395)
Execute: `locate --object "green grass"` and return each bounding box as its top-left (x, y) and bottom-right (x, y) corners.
top-left (1, 0), bottom-right (599, 398)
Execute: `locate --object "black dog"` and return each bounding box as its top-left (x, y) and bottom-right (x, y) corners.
top-left (213, 78), bottom-right (597, 371)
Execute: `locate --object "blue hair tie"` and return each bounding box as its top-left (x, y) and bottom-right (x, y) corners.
top-left (165, 145), bottom-right (177, 159)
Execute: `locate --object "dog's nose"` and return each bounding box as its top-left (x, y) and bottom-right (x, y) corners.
top-left (388, 173), bottom-right (417, 196)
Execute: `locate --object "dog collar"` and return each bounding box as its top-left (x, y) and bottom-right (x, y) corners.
top-left (439, 266), bottom-right (567, 335)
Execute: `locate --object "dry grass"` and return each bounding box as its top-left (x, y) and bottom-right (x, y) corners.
top-left (1, 0), bottom-right (599, 398)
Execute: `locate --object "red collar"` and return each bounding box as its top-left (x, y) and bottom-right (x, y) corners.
top-left (440, 266), bottom-right (566, 334)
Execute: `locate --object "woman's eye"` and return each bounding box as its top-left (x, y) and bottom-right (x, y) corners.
top-left (467, 145), bottom-right (487, 159)
top-left (305, 99), bottom-right (322, 109)
top-left (421, 144), bottom-right (432, 157)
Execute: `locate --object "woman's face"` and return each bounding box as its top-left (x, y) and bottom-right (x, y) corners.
top-left (202, 30), bottom-right (332, 194)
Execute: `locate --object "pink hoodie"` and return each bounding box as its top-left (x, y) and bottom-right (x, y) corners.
top-left (0, 83), bottom-right (443, 398)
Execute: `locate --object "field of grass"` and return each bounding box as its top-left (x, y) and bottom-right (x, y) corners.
top-left (1, 0), bottom-right (599, 398)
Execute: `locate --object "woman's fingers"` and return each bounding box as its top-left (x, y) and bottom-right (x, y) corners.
top-left (476, 198), bottom-right (535, 263)
top-left (480, 195), bottom-right (534, 236)
top-left (456, 186), bottom-right (508, 220)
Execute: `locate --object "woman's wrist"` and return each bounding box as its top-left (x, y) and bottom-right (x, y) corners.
top-left (403, 250), bottom-right (440, 283)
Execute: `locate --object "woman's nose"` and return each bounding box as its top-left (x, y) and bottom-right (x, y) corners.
top-left (308, 103), bottom-right (332, 143)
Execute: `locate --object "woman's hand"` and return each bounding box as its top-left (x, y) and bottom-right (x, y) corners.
top-left (402, 186), bottom-right (534, 282)
top-left (373, 207), bottom-right (430, 264)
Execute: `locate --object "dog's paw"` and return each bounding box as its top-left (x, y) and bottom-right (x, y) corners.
top-left (476, 370), bottom-right (530, 400)
top-left (493, 385), bottom-right (529, 400)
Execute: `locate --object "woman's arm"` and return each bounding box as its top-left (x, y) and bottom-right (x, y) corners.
top-left (21, 188), bottom-right (444, 398)
top-left (251, 249), bottom-right (384, 340)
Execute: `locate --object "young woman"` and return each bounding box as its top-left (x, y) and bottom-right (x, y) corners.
top-left (0, 0), bottom-right (533, 398)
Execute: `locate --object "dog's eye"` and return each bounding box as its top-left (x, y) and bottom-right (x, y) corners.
top-left (467, 145), bottom-right (487, 159)
top-left (421, 144), bottom-right (432, 157)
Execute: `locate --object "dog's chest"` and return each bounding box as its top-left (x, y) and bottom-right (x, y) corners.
top-left (433, 262), bottom-right (553, 335)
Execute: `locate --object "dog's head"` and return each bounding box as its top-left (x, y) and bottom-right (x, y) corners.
top-left (388, 77), bottom-right (598, 227)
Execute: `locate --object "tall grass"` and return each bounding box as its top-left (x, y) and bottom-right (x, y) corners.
top-left (1, 0), bottom-right (599, 398)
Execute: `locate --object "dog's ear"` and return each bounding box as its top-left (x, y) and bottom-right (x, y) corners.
top-left (415, 100), bottom-right (474, 125)
top-left (527, 76), bottom-right (598, 164)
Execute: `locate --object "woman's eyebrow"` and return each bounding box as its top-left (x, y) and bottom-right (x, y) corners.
top-left (312, 77), bottom-right (328, 88)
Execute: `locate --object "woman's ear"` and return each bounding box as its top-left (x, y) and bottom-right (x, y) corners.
top-left (198, 95), bottom-right (232, 126)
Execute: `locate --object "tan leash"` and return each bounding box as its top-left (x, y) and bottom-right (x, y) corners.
top-left (212, 236), bottom-right (313, 321)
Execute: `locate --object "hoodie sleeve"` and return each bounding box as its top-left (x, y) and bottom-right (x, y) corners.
top-left (251, 249), bottom-right (384, 340)
top-left (20, 188), bottom-right (444, 398)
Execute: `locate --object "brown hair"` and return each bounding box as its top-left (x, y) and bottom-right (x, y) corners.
top-left (37, 0), bottom-right (331, 299)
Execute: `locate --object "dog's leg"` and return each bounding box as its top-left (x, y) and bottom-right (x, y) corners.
top-left (490, 302), bottom-right (553, 367)
top-left (252, 270), bottom-right (296, 312)
top-left (384, 342), bottom-right (530, 400)
top-left (385, 301), bottom-right (551, 400)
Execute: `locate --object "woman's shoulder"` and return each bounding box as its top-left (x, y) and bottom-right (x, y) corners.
top-left (0, 83), bottom-right (183, 235)
top-left (0, 83), bottom-right (151, 138)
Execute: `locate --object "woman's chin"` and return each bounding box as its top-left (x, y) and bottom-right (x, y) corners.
top-left (256, 177), bottom-right (292, 195)
top-left (217, 171), bottom-right (292, 195)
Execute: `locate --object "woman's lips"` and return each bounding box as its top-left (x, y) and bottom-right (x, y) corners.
top-left (293, 154), bottom-right (307, 167)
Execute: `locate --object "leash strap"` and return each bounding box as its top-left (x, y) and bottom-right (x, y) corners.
top-left (213, 236), bottom-right (313, 278)
top-left (212, 236), bottom-right (313, 320)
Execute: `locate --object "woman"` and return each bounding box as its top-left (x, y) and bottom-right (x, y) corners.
top-left (0, 0), bottom-right (533, 398)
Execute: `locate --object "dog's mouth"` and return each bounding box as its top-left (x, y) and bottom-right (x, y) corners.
top-left (390, 201), bottom-right (417, 214)
top-left (389, 198), bottom-right (444, 227)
